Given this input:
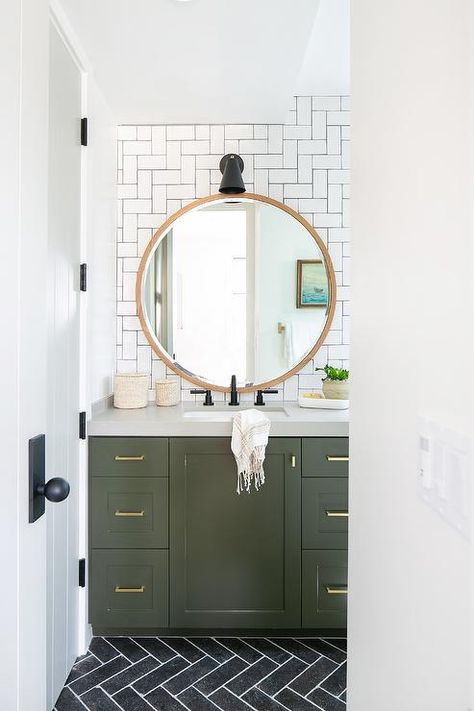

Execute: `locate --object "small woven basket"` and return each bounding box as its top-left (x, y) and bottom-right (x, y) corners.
top-left (155, 379), bottom-right (180, 407)
top-left (114, 373), bottom-right (149, 409)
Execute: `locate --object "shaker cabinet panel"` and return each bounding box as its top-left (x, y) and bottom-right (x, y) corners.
top-left (302, 477), bottom-right (348, 550)
top-left (169, 437), bottom-right (301, 628)
top-left (91, 477), bottom-right (168, 549)
top-left (89, 437), bottom-right (168, 477)
top-left (302, 437), bottom-right (349, 477)
top-left (302, 550), bottom-right (348, 629)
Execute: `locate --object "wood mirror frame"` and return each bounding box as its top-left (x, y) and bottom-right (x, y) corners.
top-left (136, 193), bottom-right (337, 393)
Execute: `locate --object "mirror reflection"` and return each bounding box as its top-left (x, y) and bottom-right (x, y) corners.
top-left (141, 197), bottom-right (334, 389)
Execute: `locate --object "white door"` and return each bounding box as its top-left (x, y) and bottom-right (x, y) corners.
top-left (47, 22), bottom-right (82, 709)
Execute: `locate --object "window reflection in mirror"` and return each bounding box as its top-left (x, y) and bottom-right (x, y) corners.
top-left (142, 198), bottom-right (332, 389)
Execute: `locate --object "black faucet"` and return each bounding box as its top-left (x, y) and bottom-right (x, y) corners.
top-left (228, 374), bottom-right (239, 406)
top-left (190, 389), bottom-right (214, 406)
top-left (255, 389), bottom-right (278, 406)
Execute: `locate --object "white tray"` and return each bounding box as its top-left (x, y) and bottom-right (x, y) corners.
top-left (298, 396), bottom-right (349, 410)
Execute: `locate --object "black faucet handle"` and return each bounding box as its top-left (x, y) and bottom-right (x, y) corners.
top-left (228, 374), bottom-right (239, 406)
top-left (255, 389), bottom-right (279, 406)
top-left (190, 389), bottom-right (214, 406)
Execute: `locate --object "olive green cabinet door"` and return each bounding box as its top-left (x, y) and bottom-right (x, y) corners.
top-left (170, 437), bottom-right (301, 628)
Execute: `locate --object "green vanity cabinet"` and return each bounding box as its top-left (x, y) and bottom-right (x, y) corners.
top-left (169, 437), bottom-right (301, 628)
top-left (88, 434), bottom-right (348, 633)
top-left (301, 437), bottom-right (349, 629)
top-left (89, 437), bottom-right (169, 630)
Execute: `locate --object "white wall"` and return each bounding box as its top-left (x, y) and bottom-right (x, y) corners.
top-left (296, 0), bottom-right (350, 96)
top-left (349, 1), bottom-right (474, 709)
top-left (0, 0), bottom-right (49, 708)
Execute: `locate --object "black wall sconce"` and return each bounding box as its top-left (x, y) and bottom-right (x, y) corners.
top-left (219, 154), bottom-right (246, 194)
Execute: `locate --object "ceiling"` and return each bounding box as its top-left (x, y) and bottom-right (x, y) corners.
top-left (58, 0), bottom-right (349, 124)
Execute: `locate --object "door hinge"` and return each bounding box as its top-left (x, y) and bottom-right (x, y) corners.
top-left (80, 263), bottom-right (87, 292)
top-left (81, 117), bottom-right (88, 146)
top-left (79, 558), bottom-right (86, 587)
top-left (79, 411), bottom-right (86, 440)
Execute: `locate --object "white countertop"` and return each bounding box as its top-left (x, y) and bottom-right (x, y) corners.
top-left (88, 401), bottom-right (349, 437)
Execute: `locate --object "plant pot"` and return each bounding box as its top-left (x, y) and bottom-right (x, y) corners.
top-left (322, 378), bottom-right (349, 400)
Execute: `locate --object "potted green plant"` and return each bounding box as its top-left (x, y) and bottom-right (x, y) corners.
top-left (315, 364), bottom-right (350, 400)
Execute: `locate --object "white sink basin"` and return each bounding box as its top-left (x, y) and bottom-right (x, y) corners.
top-left (183, 406), bottom-right (289, 421)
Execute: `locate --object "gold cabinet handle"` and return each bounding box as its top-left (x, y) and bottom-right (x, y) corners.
top-left (326, 455), bottom-right (349, 462)
top-left (114, 455), bottom-right (145, 461)
top-left (290, 455), bottom-right (296, 468)
top-left (114, 510), bottom-right (145, 517)
top-left (114, 585), bottom-right (145, 593)
top-left (325, 510), bottom-right (349, 518)
top-left (326, 585), bottom-right (348, 595)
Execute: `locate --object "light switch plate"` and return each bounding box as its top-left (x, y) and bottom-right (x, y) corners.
top-left (418, 416), bottom-right (472, 541)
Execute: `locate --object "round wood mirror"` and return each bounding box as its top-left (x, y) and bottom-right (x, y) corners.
top-left (136, 193), bottom-right (336, 393)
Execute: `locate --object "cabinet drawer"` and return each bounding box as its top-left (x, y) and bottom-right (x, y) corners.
top-left (302, 550), bottom-right (347, 629)
top-left (89, 437), bottom-right (168, 477)
top-left (91, 477), bottom-right (168, 549)
top-left (90, 549), bottom-right (168, 629)
top-left (302, 438), bottom-right (349, 477)
top-left (303, 478), bottom-right (348, 549)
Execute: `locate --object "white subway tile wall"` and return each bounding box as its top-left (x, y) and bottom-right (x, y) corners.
top-left (116, 96), bottom-right (350, 401)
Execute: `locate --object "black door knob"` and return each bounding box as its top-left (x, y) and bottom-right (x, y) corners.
top-left (36, 477), bottom-right (70, 503)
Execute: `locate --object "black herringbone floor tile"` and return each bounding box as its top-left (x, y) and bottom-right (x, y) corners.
top-left (54, 686), bottom-right (87, 711)
top-left (289, 656), bottom-right (337, 696)
top-left (81, 686), bottom-right (122, 710)
top-left (178, 686), bottom-right (221, 710)
top-left (57, 636), bottom-right (347, 711)
top-left (145, 685), bottom-right (188, 710)
top-left (160, 637), bottom-right (204, 663)
top-left (307, 686), bottom-right (346, 710)
top-left (258, 657), bottom-right (308, 696)
top-left (113, 686), bottom-right (156, 710)
top-left (188, 637), bottom-right (234, 663)
top-left (105, 637), bottom-right (149, 662)
top-left (163, 656), bottom-right (219, 695)
top-left (243, 687), bottom-right (288, 710)
top-left (194, 656), bottom-right (249, 695)
top-left (101, 655), bottom-right (161, 695)
top-left (217, 637), bottom-right (262, 663)
top-left (133, 637), bottom-right (177, 662)
top-left (70, 656), bottom-right (130, 695)
top-left (66, 653), bottom-right (102, 683)
top-left (225, 656), bottom-right (277, 695)
top-left (320, 661), bottom-right (346, 697)
top-left (133, 656), bottom-right (189, 694)
top-left (295, 639), bottom-right (346, 664)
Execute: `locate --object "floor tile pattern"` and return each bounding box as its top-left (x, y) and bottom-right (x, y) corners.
top-left (54, 636), bottom-right (346, 711)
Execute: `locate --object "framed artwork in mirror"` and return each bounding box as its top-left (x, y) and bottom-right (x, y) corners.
top-left (296, 259), bottom-right (329, 308)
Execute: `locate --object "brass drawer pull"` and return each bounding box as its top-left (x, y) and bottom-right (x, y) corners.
top-left (326, 455), bottom-right (349, 462)
top-left (114, 510), bottom-right (145, 517)
top-left (114, 585), bottom-right (145, 593)
top-left (290, 455), bottom-right (296, 468)
top-left (326, 585), bottom-right (348, 595)
top-left (325, 510), bottom-right (349, 518)
top-left (114, 455), bottom-right (145, 461)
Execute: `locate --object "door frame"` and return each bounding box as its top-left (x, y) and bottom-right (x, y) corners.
top-left (50, 0), bottom-right (92, 659)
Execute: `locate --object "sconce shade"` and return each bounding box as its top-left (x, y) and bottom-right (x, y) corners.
top-left (219, 154), bottom-right (246, 194)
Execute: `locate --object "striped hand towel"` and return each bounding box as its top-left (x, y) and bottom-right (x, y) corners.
top-left (231, 409), bottom-right (271, 494)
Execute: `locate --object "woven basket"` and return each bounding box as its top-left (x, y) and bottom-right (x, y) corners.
top-left (114, 373), bottom-right (149, 409)
top-left (155, 379), bottom-right (180, 407)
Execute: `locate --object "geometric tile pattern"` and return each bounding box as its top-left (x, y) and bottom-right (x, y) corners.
top-left (55, 636), bottom-right (346, 710)
top-left (116, 95), bottom-right (350, 403)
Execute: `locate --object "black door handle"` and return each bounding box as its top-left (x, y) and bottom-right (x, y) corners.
top-left (36, 477), bottom-right (70, 503)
